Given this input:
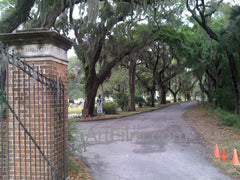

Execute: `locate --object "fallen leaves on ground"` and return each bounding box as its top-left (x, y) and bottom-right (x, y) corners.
top-left (69, 156), bottom-right (94, 180)
top-left (182, 104), bottom-right (240, 179)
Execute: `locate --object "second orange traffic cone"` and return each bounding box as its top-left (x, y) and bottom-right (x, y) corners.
top-left (214, 144), bottom-right (220, 158)
top-left (232, 147), bottom-right (239, 165)
top-left (221, 147), bottom-right (227, 162)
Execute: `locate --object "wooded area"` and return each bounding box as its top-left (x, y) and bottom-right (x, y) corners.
top-left (1, 0), bottom-right (240, 117)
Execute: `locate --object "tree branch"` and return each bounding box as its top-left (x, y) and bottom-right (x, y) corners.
top-left (0, 0), bottom-right (35, 33)
top-left (38, 0), bottom-right (83, 28)
top-left (186, 0), bottom-right (221, 42)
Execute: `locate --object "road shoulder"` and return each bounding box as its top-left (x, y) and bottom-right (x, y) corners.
top-left (73, 102), bottom-right (178, 122)
top-left (182, 104), bottom-right (240, 179)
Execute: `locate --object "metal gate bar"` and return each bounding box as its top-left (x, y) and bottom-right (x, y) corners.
top-left (0, 43), bottom-right (66, 179)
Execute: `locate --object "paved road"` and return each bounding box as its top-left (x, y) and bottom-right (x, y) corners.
top-left (73, 102), bottom-right (233, 180)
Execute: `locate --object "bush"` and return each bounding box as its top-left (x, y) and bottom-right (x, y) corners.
top-left (212, 107), bottom-right (240, 128)
top-left (113, 92), bottom-right (128, 110)
top-left (145, 96), bottom-right (152, 106)
top-left (214, 88), bottom-right (236, 111)
top-left (219, 111), bottom-right (240, 127)
top-left (135, 96), bottom-right (145, 108)
top-left (103, 102), bottom-right (118, 114)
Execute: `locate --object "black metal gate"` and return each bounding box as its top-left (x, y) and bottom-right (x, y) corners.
top-left (0, 43), bottom-right (67, 179)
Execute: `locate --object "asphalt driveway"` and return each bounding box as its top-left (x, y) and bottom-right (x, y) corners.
top-left (73, 102), bottom-right (233, 180)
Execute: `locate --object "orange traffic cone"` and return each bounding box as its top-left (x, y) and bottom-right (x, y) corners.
top-left (221, 147), bottom-right (227, 162)
top-left (214, 144), bottom-right (220, 158)
top-left (232, 147), bottom-right (239, 165)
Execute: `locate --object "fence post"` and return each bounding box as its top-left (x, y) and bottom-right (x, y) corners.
top-left (0, 29), bottom-right (73, 179)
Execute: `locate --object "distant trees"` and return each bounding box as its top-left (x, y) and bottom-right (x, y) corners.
top-left (1, 0), bottom-right (240, 116)
top-left (68, 57), bottom-right (85, 101)
top-left (187, 0), bottom-right (240, 113)
top-left (70, 1), bottom-right (162, 115)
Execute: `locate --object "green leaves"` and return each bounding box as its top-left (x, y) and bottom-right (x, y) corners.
top-left (0, 0), bottom-right (16, 20)
top-left (68, 57), bottom-right (85, 100)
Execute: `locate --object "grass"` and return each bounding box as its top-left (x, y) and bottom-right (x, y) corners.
top-left (69, 107), bottom-right (83, 115)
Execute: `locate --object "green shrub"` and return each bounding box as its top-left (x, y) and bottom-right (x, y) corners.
top-left (177, 97), bottom-right (182, 102)
top-left (145, 96), bottom-right (152, 106)
top-left (135, 96), bottom-right (145, 108)
top-left (103, 102), bottom-right (118, 114)
top-left (113, 92), bottom-right (128, 110)
top-left (212, 107), bottom-right (240, 128)
top-left (214, 87), bottom-right (236, 111)
top-left (219, 112), bottom-right (240, 127)
top-left (212, 107), bottom-right (222, 114)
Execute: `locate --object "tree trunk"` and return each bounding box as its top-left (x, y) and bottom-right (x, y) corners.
top-left (150, 90), bottom-right (155, 107)
top-left (84, 87), bottom-right (98, 116)
top-left (186, 92), bottom-right (191, 101)
top-left (173, 94), bottom-right (177, 102)
top-left (238, 47), bottom-right (240, 114)
top-left (128, 59), bottom-right (136, 111)
top-left (0, 64), bottom-right (6, 122)
top-left (198, 81), bottom-right (205, 103)
top-left (0, 64), bottom-right (6, 168)
top-left (84, 74), bottom-right (99, 116)
top-left (0, 0), bottom-right (35, 33)
top-left (228, 53), bottom-right (239, 114)
top-left (160, 85), bottom-right (167, 104)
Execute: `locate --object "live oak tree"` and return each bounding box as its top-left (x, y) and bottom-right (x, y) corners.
top-left (68, 56), bottom-right (85, 101)
top-left (0, 0), bottom-right (34, 123)
top-left (127, 0), bottom-right (184, 110)
top-left (187, 0), bottom-right (240, 113)
top-left (1, 0), bottom-right (240, 117)
top-left (0, 0), bottom-right (162, 116)
top-left (168, 74), bottom-right (182, 103)
top-left (137, 46), bottom-right (159, 107)
top-left (156, 44), bottom-right (180, 104)
top-left (71, 1), bottom-right (159, 116)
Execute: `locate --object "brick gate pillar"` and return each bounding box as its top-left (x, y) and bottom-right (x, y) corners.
top-left (0, 29), bottom-right (73, 179)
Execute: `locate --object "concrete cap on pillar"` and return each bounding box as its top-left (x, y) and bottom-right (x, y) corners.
top-left (0, 28), bottom-right (74, 65)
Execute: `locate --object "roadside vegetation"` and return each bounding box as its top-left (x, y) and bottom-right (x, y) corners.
top-left (69, 107), bottom-right (83, 115)
top-left (75, 102), bottom-right (177, 122)
top-left (211, 107), bottom-right (240, 129)
top-left (183, 104), bottom-right (240, 178)
top-left (69, 118), bottom-right (93, 179)
top-left (69, 157), bottom-right (93, 180)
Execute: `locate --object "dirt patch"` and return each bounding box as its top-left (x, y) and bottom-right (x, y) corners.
top-left (182, 105), bottom-right (240, 179)
top-left (69, 156), bottom-right (94, 180)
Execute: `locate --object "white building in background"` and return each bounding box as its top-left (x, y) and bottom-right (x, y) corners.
top-left (104, 97), bottom-right (114, 102)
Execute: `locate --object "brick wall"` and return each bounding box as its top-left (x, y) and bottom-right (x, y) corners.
top-left (6, 60), bottom-right (68, 179)
top-left (0, 30), bottom-right (72, 180)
